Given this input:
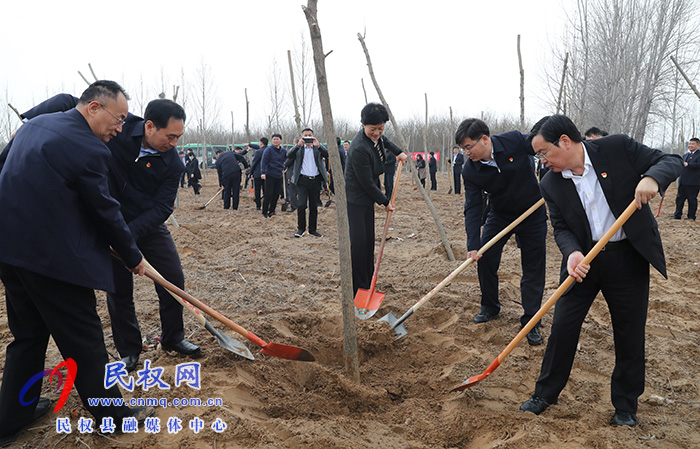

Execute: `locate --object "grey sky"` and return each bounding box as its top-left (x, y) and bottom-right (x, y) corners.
top-left (1, 0), bottom-right (567, 133)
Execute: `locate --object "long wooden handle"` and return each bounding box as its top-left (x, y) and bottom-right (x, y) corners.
top-left (203, 187), bottom-right (225, 207)
top-left (142, 259), bottom-right (207, 327)
top-left (414, 198), bottom-right (545, 314)
top-left (495, 199), bottom-right (637, 364)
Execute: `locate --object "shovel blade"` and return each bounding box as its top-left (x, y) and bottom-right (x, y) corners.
top-left (377, 312), bottom-right (408, 339)
top-left (354, 288), bottom-right (385, 320)
top-left (452, 374), bottom-right (486, 391)
top-left (260, 341), bottom-right (315, 362)
top-left (204, 321), bottom-right (255, 360)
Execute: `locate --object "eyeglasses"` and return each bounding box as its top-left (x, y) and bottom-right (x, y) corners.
top-left (99, 103), bottom-right (126, 127)
top-left (534, 139), bottom-right (559, 161)
top-left (461, 136), bottom-right (483, 153)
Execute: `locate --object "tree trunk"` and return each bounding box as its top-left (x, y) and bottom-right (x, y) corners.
top-left (244, 88), bottom-right (251, 145)
top-left (303, 0), bottom-right (359, 383)
top-left (357, 32), bottom-right (455, 261)
top-left (556, 52), bottom-right (569, 114)
top-left (517, 35), bottom-right (525, 131)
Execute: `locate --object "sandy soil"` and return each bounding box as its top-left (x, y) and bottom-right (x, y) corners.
top-left (1, 169), bottom-right (699, 448)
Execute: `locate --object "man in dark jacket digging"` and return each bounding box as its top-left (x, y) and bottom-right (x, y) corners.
top-left (456, 118), bottom-right (547, 346)
top-left (22, 94), bottom-right (202, 372)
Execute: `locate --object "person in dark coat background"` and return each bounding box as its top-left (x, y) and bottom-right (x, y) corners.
top-left (415, 153), bottom-right (427, 188)
top-left (673, 137), bottom-right (700, 220)
top-left (450, 146), bottom-right (464, 194)
top-left (249, 137), bottom-right (268, 210)
top-left (345, 103), bottom-right (408, 295)
top-left (216, 148), bottom-right (250, 210)
top-left (429, 151), bottom-right (438, 190)
top-left (186, 150), bottom-right (202, 194)
top-left (0, 80), bottom-right (152, 445)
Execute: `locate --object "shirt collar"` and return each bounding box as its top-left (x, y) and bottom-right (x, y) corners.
top-left (561, 144), bottom-right (592, 179)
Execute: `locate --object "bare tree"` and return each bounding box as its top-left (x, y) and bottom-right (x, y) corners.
top-left (547, 0), bottom-right (699, 141)
top-left (266, 58), bottom-right (287, 131)
top-left (302, 0), bottom-right (359, 383)
top-left (292, 33), bottom-right (318, 126)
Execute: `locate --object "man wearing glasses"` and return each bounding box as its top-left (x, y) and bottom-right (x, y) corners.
top-left (455, 118), bottom-right (547, 346)
top-left (520, 114), bottom-right (682, 427)
top-left (22, 94), bottom-right (201, 372)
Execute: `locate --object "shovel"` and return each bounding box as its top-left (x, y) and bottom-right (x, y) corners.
top-left (452, 199), bottom-right (637, 391)
top-left (142, 264), bottom-right (314, 361)
top-left (354, 160), bottom-right (405, 319)
top-left (141, 259), bottom-right (254, 360)
top-left (198, 187), bottom-right (224, 210)
top-left (381, 198), bottom-right (545, 339)
top-left (654, 192), bottom-right (665, 217)
top-left (281, 169), bottom-right (290, 212)
top-left (324, 171), bottom-right (333, 207)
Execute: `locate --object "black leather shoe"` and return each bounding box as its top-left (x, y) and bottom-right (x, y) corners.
top-left (294, 229), bottom-right (304, 238)
top-left (121, 354), bottom-right (139, 372)
top-left (161, 339), bottom-right (202, 357)
top-left (612, 410), bottom-right (638, 427)
top-left (684, 217), bottom-right (696, 221)
top-left (0, 397), bottom-right (51, 447)
top-left (474, 310), bottom-right (499, 323)
top-left (519, 395), bottom-right (552, 415)
top-left (526, 327), bottom-right (543, 346)
top-left (309, 231), bottom-right (323, 237)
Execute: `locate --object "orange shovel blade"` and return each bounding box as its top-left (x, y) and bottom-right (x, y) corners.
top-left (353, 288), bottom-right (385, 320)
top-left (260, 341), bottom-right (315, 361)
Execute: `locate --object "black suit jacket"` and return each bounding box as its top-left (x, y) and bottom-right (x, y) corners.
top-left (345, 129), bottom-right (403, 206)
top-left (452, 152), bottom-right (464, 172)
top-left (679, 150), bottom-right (700, 186)
top-left (540, 134), bottom-right (682, 280)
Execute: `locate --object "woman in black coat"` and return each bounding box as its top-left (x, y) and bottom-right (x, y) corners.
top-left (345, 103), bottom-right (408, 294)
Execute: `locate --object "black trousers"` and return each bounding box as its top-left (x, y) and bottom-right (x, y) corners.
top-left (430, 171), bottom-right (437, 190)
top-left (107, 224), bottom-right (184, 358)
top-left (674, 184), bottom-right (700, 219)
top-left (348, 202), bottom-right (376, 295)
top-left (254, 177), bottom-right (264, 209)
top-left (296, 175), bottom-right (322, 233)
top-left (189, 178), bottom-right (201, 195)
top-left (476, 209), bottom-right (547, 327)
top-left (534, 240), bottom-right (648, 414)
top-left (384, 164), bottom-right (396, 198)
top-left (221, 171), bottom-right (242, 210)
top-left (0, 263), bottom-right (132, 435)
top-left (453, 166), bottom-right (462, 194)
top-left (263, 176), bottom-right (283, 215)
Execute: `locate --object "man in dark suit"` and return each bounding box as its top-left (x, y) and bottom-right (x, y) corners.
top-left (520, 114), bottom-right (682, 427)
top-left (249, 137), bottom-right (268, 210)
top-left (456, 118), bottom-right (547, 346)
top-left (429, 151), bottom-right (438, 190)
top-left (673, 137), bottom-right (700, 220)
top-left (216, 148), bottom-right (250, 210)
top-left (22, 96), bottom-right (202, 371)
top-left (450, 146), bottom-right (464, 194)
top-left (287, 128), bottom-right (329, 237)
top-left (0, 81), bottom-right (152, 444)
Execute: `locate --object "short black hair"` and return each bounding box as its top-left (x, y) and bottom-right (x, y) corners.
top-left (690, 137), bottom-right (700, 144)
top-left (584, 126), bottom-right (608, 138)
top-left (529, 114), bottom-right (582, 144)
top-left (78, 80), bottom-right (129, 105)
top-left (302, 127), bottom-right (313, 134)
top-left (360, 102), bottom-right (389, 125)
top-left (455, 118), bottom-right (490, 145)
top-left (216, 149), bottom-right (224, 155)
top-left (429, 151), bottom-right (434, 156)
top-left (144, 99), bottom-right (186, 129)
top-left (272, 133), bottom-right (282, 140)
top-left (260, 137), bottom-right (269, 146)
